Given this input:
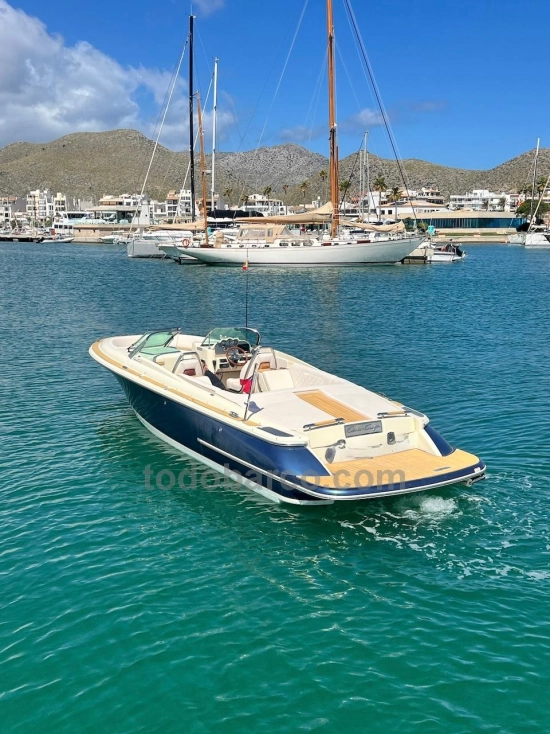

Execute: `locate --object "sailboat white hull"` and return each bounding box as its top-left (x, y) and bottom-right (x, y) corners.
top-left (157, 244), bottom-right (203, 263)
top-left (184, 237), bottom-right (422, 266)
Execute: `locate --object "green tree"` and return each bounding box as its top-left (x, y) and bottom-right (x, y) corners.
top-left (535, 177), bottom-right (548, 198)
top-left (263, 186), bottom-right (272, 199)
top-left (299, 181), bottom-right (309, 206)
top-left (516, 199), bottom-right (550, 221)
top-left (339, 180), bottom-right (351, 197)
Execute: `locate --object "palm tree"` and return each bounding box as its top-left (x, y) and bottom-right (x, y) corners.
top-left (339, 179), bottom-right (351, 198)
top-left (387, 186), bottom-right (402, 218)
top-left (263, 185), bottom-right (272, 199)
top-left (536, 177), bottom-right (548, 201)
top-left (223, 187), bottom-right (233, 204)
top-left (373, 176), bottom-right (387, 219)
top-left (299, 181), bottom-right (309, 206)
top-left (282, 184), bottom-right (289, 196)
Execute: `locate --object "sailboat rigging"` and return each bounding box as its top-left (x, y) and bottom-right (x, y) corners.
top-left (183, 0), bottom-right (422, 266)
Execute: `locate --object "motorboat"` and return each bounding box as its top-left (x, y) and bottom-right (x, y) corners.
top-left (89, 325), bottom-right (486, 505)
top-left (126, 230), bottom-right (193, 259)
top-left (42, 233), bottom-right (75, 243)
top-left (100, 230), bottom-right (133, 245)
top-left (403, 241), bottom-right (466, 263)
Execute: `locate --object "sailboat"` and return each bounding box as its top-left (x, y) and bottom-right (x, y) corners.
top-left (509, 140), bottom-right (550, 248)
top-left (184, 0), bottom-right (422, 267)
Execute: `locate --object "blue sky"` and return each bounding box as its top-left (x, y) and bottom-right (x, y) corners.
top-left (0, 0), bottom-right (548, 170)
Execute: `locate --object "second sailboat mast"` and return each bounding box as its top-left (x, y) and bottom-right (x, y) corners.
top-left (189, 15), bottom-right (196, 222)
top-left (327, 0), bottom-right (339, 238)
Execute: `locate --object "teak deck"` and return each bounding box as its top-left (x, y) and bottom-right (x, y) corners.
top-left (297, 390), bottom-right (368, 423)
top-left (302, 448), bottom-right (479, 488)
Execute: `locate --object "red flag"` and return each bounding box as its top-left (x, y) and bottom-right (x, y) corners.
top-left (240, 377), bottom-right (253, 394)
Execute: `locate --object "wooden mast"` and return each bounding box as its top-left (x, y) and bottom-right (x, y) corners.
top-left (327, 0), bottom-right (339, 238)
top-left (196, 91), bottom-right (209, 247)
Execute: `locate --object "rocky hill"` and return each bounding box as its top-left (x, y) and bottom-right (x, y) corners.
top-left (0, 128), bottom-right (548, 205)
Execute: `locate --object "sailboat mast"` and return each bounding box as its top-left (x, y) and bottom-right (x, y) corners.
top-left (529, 137), bottom-right (540, 225)
top-left (189, 15), bottom-right (196, 222)
top-left (211, 57), bottom-right (218, 211)
top-left (196, 91), bottom-right (210, 247)
top-left (327, 0), bottom-right (339, 238)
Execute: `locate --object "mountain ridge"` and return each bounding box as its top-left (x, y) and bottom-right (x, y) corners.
top-left (0, 129), bottom-right (548, 205)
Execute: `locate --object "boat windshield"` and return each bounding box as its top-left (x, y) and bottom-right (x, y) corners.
top-left (202, 326), bottom-right (261, 348)
top-left (129, 328), bottom-right (179, 358)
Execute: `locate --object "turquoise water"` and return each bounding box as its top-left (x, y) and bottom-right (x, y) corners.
top-left (1, 242), bottom-right (549, 733)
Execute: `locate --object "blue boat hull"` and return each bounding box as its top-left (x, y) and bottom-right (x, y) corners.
top-left (112, 374), bottom-right (485, 503)
top-left (115, 373), bottom-right (331, 503)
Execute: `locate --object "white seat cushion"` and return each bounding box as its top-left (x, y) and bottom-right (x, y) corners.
top-left (258, 369), bottom-right (294, 392)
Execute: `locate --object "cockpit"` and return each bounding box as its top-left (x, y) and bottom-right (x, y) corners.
top-left (127, 326), bottom-right (264, 391)
top-left (200, 327), bottom-right (261, 371)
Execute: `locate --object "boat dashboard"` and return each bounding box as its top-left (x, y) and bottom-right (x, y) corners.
top-left (198, 326), bottom-right (261, 372)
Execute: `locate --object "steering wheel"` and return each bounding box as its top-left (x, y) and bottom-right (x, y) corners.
top-left (226, 345), bottom-right (249, 367)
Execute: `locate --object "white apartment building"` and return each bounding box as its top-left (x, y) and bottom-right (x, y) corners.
top-left (26, 189), bottom-right (54, 222)
top-left (165, 189), bottom-right (194, 219)
top-left (0, 196), bottom-right (21, 225)
top-left (241, 193), bottom-right (286, 216)
top-left (449, 189), bottom-right (512, 211)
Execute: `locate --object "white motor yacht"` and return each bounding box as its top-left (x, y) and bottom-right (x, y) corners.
top-left (403, 241), bottom-right (466, 263)
top-left (127, 230), bottom-right (196, 259)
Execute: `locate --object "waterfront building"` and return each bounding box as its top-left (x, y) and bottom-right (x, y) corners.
top-left (415, 186), bottom-right (445, 205)
top-left (449, 189), bottom-right (511, 211)
top-left (92, 194), bottom-right (151, 226)
top-left (26, 189), bottom-right (54, 223)
top-left (241, 193), bottom-right (286, 217)
top-left (165, 189), bottom-right (193, 219)
top-left (53, 193), bottom-right (67, 216)
top-left (398, 209), bottom-right (526, 237)
top-left (0, 195), bottom-right (23, 225)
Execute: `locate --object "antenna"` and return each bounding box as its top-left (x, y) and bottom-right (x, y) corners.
top-left (244, 257), bottom-right (250, 327)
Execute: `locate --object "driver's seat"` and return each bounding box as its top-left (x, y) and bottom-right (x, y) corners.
top-left (226, 349), bottom-right (283, 392)
top-left (226, 361), bottom-right (253, 392)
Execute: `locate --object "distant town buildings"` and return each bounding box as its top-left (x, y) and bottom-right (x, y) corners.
top-left (449, 189), bottom-right (520, 212)
top-left (0, 179), bottom-right (546, 237)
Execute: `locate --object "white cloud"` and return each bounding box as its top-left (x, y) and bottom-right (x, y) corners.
top-left (0, 0), bottom-right (233, 150)
top-left (193, 0), bottom-right (226, 17)
top-left (339, 108), bottom-right (385, 133)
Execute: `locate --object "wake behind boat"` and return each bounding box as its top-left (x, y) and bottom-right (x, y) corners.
top-left (90, 325), bottom-right (485, 505)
